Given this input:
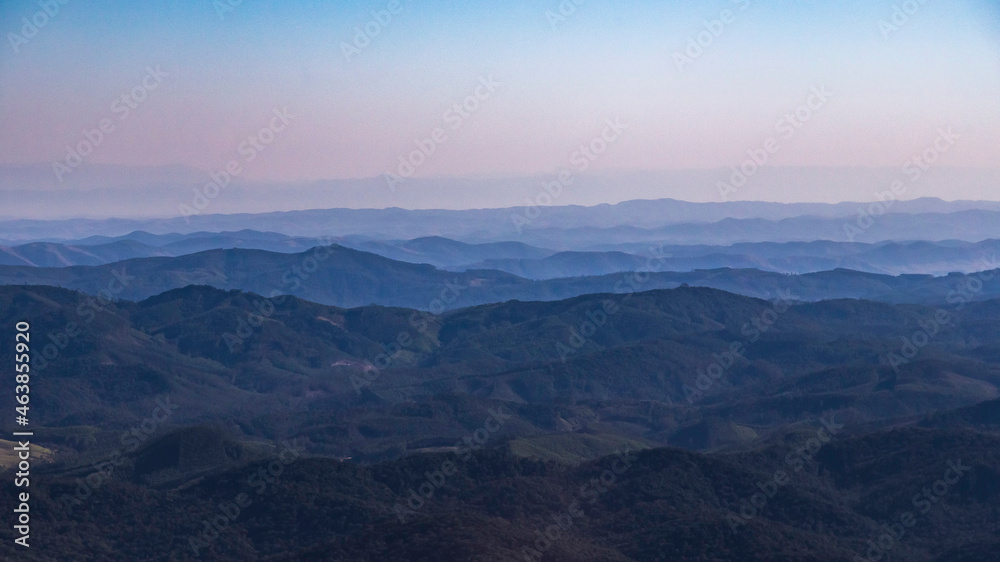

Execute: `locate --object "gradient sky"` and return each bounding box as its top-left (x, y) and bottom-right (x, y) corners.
top-left (1, 0), bottom-right (998, 197)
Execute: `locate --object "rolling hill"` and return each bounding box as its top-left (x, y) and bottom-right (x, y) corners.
top-left (2, 281), bottom-right (999, 560)
top-left (0, 245), bottom-right (999, 310)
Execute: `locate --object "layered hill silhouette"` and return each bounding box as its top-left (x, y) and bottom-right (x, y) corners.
top-left (2, 282), bottom-right (1000, 560)
top-left (3, 283), bottom-right (1000, 458)
top-left (5, 195), bottom-right (1000, 243)
top-left (2, 423), bottom-right (998, 560)
top-left (6, 229), bottom-right (999, 278)
top-left (1, 245), bottom-right (999, 309)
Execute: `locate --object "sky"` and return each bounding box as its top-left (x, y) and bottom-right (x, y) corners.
top-left (1, 0), bottom-right (998, 209)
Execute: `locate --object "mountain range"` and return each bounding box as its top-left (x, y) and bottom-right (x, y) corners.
top-left (5, 231), bottom-right (1000, 277)
top-left (5, 165), bottom-right (999, 220)
top-left (2, 282), bottom-right (999, 560)
top-left (3, 194), bottom-right (1000, 560)
top-left (1, 244), bottom-right (999, 309)
top-left (4, 197), bottom-right (1000, 244)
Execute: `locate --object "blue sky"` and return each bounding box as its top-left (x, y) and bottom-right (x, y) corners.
top-left (1, 0), bottom-right (997, 196)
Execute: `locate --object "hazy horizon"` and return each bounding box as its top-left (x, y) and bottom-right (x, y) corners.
top-left (1, 164), bottom-right (999, 220)
top-left (3, 0), bottom-right (998, 216)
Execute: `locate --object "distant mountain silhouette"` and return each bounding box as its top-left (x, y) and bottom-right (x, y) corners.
top-left (5, 196), bottom-right (1000, 243)
top-left (1, 245), bottom-right (998, 308)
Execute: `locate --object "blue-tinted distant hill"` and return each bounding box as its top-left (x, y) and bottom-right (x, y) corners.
top-left (1, 244), bottom-right (999, 308)
top-left (4, 232), bottom-right (1000, 277)
top-left (4, 197), bottom-right (1000, 244)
